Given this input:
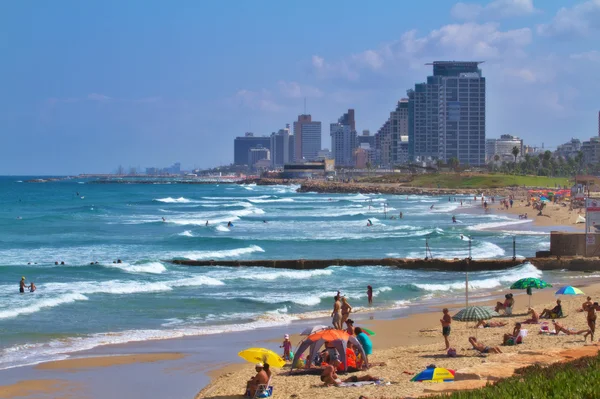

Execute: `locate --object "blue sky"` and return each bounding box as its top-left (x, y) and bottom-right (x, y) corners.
top-left (1, 0), bottom-right (599, 174)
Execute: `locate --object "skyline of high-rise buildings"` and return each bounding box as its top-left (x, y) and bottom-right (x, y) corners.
top-left (330, 109), bottom-right (357, 167)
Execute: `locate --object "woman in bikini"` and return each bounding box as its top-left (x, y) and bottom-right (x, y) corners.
top-left (584, 304), bottom-right (597, 341)
top-left (474, 320), bottom-right (508, 328)
top-left (340, 297), bottom-right (353, 327)
top-left (469, 336), bottom-right (502, 354)
top-left (522, 308), bottom-right (539, 324)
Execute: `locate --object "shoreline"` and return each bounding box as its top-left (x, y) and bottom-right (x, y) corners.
top-left (197, 279), bottom-right (600, 399)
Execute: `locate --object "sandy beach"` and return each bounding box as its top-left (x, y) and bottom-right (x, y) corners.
top-left (197, 281), bottom-right (600, 399)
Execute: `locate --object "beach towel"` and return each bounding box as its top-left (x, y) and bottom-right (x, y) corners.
top-left (337, 380), bottom-right (387, 387)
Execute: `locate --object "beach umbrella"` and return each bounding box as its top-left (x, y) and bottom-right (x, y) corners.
top-left (307, 328), bottom-right (349, 342)
top-left (511, 278), bottom-right (552, 307)
top-left (411, 366), bottom-right (455, 382)
top-left (363, 328), bottom-right (376, 337)
top-left (555, 286), bottom-right (585, 296)
top-left (238, 347), bottom-right (286, 368)
top-left (452, 306), bottom-right (497, 322)
top-left (300, 325), bottom-right (330, 336)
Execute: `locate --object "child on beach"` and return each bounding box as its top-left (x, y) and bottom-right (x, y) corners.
top-left (441, 308), bottom-right (451, 350)
top-left (281, 334), bottom-right (292, 361)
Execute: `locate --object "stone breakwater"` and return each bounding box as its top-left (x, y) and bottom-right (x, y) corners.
top-left (296, 180), bottom-right (525, 197)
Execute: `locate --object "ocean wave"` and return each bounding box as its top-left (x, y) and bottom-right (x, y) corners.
top-left (104, 261), bottom-right (167, 274)
top-left (0, 293), bottom-right (89, 320)
top-left (221, 269), bottom-right (333, 281)
top-left (468, 219), bottom-right (533, 231)
top-left (154, 197), bottom-right (196, 204)
top-left (179, 230), bottom-right (194, 237)
top-left (247, 198), bottom-right (295, 203)
top-left (413, 262), bottom-right (542, 292)
top-left (179, 245), bottom-right (264, 260)
top-left (215, 225), bottom-right (230, 232)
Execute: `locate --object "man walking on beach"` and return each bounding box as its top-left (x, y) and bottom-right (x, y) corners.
top-left (441, 308), bottom-right (451, 350)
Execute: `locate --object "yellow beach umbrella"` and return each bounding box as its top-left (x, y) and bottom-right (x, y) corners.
top-left (238, 347), bottom-right (286, 368)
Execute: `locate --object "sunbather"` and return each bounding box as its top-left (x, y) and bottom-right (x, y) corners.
top-left (474, 320), bottom-right (508, 328)
top-left (503, 322), bottom-right (522, 345)
top-left (469, 336), bottom-right (502, 354)
top-left (246, 363), bottom-right (269, 397)
top-left (522, 308), bottom-right (540, 324)
top-left (551, 320), bottom-right (588, 336)
top-left (320, 361), bottom-right (379, 386)
top-left (540, 300), bottom-right (562, 319)
top-left (577, 297), bottom-right (593, 312)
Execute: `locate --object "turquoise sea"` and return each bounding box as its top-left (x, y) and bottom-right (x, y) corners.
top-left (0, 176), bottom-right (572, 370)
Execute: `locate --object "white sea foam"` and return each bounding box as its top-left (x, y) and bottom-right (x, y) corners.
top-left (0, 293), bottom-right (89, 319)
top-left (180, 245), bottom-right (265, 260)
top-left (154, 197), bottom-right (195, 203)
top-left (179, 230), bottom-right (194, 237)
top-left (468, 219), bottom-right (532, 231)
top-left (413, 262), bottom-right (542, 292)
top-left (215, 225), bottom-right (230, 232)
top-left (247, 198), bottom-right (295, 203)
top-left (221, 269), bottom-right (333, 281)
top-left (106, 261), bottom-right (167, 274)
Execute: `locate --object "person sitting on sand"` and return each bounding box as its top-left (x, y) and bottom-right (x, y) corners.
top-left (320, 361), bottom-right (379, 386)
top-left (495, 294), bottom-right (514, 314)
top-left (503, 322), bottom-right (522, 345)
top-left (540, 299), bottom-right (562, 319)
top-left (469, 336), bottom-right (502, 354)
top-left (474, 320), bottom-right (508, 328)
top-left (522, 308), bottom-right (539, 324)
top-left (246, 363), bottom-right (269, 397)
top-left (345, 319), bottom-right (355, 336)
top-left (578, 297), bottom-right (593, 312)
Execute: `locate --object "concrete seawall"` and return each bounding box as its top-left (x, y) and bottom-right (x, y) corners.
top-left (169, 257), bottom-right (600, 272)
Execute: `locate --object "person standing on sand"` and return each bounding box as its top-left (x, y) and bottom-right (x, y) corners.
top-left (340, 297), bottom-right (352, 326)
top-left (332, 296), bottom-right (342, 329)
top-left (367, 285), bottom-right (373, 305)
top-left (441, 308), bottom-right (451, 350)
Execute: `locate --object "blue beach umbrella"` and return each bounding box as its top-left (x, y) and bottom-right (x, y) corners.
top-left (555, 286), bottom-right (585, 296)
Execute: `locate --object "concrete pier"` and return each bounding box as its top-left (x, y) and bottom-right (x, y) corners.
top-left (168, 257), bottom-right (600, 272)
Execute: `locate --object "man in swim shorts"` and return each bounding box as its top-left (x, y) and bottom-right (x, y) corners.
top-left (441, 308), bottom-right (451, 350)
top-left (19, 277), bottom-right (26, 293)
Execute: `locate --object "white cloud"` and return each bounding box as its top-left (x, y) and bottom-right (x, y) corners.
top-left (231, 89), bottom-right (283, 112)
top-left (452, 0), bottom-right (537, 20)
top-left (570, 50), bottom-right (600, 62)
top-left (312, 22), bottom-right (532, 80)
top-left (537, 0), bottom-right (600, 37)
top-left (87, 93), bottom-right (111, 101)
top-left (504, 68), bottom-right (537, 83)
top-left (277, 81), bottom-right (323, 99)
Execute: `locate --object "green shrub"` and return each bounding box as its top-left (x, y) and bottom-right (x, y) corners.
top-left (430, 353), bottom-right (600, 399)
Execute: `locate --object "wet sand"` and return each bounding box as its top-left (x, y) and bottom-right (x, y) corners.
top-left (197, 281), bottom-right (600, 399)
top-left (0, 379), bottom-right (82, 399)
top-left (35, 353), bottom-right (185, 371)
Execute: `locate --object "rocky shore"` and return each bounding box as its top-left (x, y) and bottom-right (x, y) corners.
top-left (296, 180), bottom-right (526, 197)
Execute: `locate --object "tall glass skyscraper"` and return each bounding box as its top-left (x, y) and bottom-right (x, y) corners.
top-left (409, 61), bottom-right (486, 166)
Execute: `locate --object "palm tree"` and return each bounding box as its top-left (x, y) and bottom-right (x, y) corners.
top-left (493, 154), bottom-right (500, 163)
top-left (448, 157), bottom-right (460, 172)
top-left (512, 146), bottom-right (520, 163)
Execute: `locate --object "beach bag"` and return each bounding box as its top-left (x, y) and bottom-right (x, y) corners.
top-left (447, 348), bottom-right (457, 358)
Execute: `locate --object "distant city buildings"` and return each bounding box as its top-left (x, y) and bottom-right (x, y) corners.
top-left (270, 125), bottom-right (294, 168)
top-left (486, 134), bottom-right (523, 162)
top-left (555, 138), bottom-right (582, 159)
top-left (409, 61), bottom-right (486, 166)
top-left (145, 162), bottom-right (182, 175)
top-left (234, 133), bottom-right (271, 166)
top-left (330, 109), bottom-right (358, 167)
top-left (248, 147), bottom-right (270, 169)
top-left (293, 114), bottom-right (322, 162)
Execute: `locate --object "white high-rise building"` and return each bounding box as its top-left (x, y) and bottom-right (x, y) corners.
top-left (270, 125), bottom-right (293, 167)
top-left (330, 109), bottom-right (358, 167)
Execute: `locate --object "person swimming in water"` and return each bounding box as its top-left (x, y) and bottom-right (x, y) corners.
top-left (366, 219), bottom-right (373, 227)
top-left (29, 282), bottom-right (36, 292)
top-left (430, 204), bottom-right (434, 210)
top-left (162, 217), bottom-right (166, 222)
top-left (227, 221), bottom-right (233, 227)
top-left (19, 277), bottom-right (26, 293)
top-left (452, 216), bottom-right (457, 223)
top-left (205, 220), bottom-right (209, 226)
